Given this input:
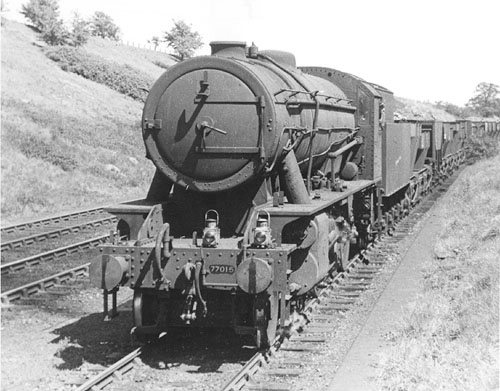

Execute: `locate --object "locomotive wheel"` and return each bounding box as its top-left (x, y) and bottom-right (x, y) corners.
top-left (253, 294), bottom-right (279, 349)
top-left (133, 290), bottom-right (160, 342)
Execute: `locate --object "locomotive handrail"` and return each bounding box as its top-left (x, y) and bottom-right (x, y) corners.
top-left (283, 125), bottom-right (358, 136)
top-left (274, 88), bottom-right (353, 104)
top-left (282, 99), bottom-right (356, 113)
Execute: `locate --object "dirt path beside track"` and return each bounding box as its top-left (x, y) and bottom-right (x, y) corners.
top-left (327, 178), bottom-right (461, 390)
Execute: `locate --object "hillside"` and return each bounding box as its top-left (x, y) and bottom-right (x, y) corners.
top-left (395, 96), bottom-right (456, 121)
top-left (0, 19), bottom-right (175, 224)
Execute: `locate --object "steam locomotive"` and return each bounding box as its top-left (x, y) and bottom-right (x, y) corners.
top-left (89, 41), bottom-right (468, 347)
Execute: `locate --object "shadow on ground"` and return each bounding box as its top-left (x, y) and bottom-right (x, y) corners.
top-left (51, 307), bottom-right (255, 372)
top-left (140, 328), bottom-right (255, 373)
top-left (51, 309), bottom-right (133, 370)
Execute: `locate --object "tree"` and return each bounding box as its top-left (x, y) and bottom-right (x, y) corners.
top-left (40, 17), bottom-right (69, 45)
top-left (69, 12), bottom-right (90, 46)
top-left (466, 82), bottom-right (500, 118)
top-left (163, 20), bottom-right (202, 60)
top-left (90, 11), bottom-right (120, 40)
top-left (21, 0), bottom-right (60, 32)
top-left (21, 0), bottom-right (71, 45)
top-left (149, 35), bottom-right (160, 51)
top-left (435, 101), bottom-right (464, 118)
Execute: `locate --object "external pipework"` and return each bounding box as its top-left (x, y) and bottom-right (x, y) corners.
top-left (328, 136), bottom-right (363, 191)
top-left (195, 261), bottom-right (207, 316)
top-left (154, 223), bottom-right (171, 287)
top-left (307, 93), bottom-right (321, 193)
top-left (279, 150), bottom-right (311, 204)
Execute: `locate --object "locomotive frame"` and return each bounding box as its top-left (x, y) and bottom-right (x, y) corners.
top-left (89, 41), bottom-right (468, 348)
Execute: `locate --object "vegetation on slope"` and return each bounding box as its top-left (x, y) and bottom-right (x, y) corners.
top-left (0, 19), bottom-right (172, 223)
top-left (395, 96), bottom-right (457, 122)
top-left (377, 148), bottom-right (500, 390)
top-left (45, 46), bottom-right (154, 102)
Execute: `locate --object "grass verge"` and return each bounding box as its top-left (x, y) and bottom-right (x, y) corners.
top-left (377, 149), bottom-right (500, 390)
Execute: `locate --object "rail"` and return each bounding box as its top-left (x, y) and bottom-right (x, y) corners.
top-left (1, 263), bottom-right (90, 303)
top-left (0, 198), bottom-right (143, 235)
top-left (1, 234), bottom-right (109, 274)
top-left (1, 217), bottom-right (116, 251)
top-left (1, 207), bottom-right (105, 236)
top-left (75, 347), bottom-right (143, 391)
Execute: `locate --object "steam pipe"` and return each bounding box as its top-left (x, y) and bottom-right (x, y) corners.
top-left (279, 150), bottom-right (311, 204)
top-left (306, 94), bottom-right (320, 194)
top-left (327, 136), bottom-right (363, 159)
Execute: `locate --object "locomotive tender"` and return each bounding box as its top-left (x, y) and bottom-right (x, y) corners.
top-left (89, 41), bottom-right (466, 347)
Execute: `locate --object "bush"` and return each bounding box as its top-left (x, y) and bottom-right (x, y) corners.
top-left (45, 46), bottom-right (153, 101)
top-left (465, 135), bottom-right (499, 163)
top-left (18, 134), bottom-right (78, 171)
top-left (152, 60), bottom-right (170, 70)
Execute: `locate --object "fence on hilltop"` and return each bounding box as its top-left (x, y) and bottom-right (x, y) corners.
top-left (119, 40), bottom-right (170, 54)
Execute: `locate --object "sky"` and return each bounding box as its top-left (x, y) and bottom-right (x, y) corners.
top-left (3, 0), bottom-right (499, 105)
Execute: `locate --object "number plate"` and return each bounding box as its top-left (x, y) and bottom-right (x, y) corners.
top-left (209, 265), bottom-right (235, 274)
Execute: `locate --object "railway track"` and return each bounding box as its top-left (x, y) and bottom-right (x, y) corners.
top-left (71, 174), bottom-right (459, 391)
top-left (222, 176), bottom-right (455, 391)
top-left (75, 347), bottom-right (143, 391)
top-left (1, 234), bottom-right (109, 275)
top-left (1, 263), bottom-right (91, 304)
top-left (221, 249), bottom-right (377, 391)
top-left (1, 206), bottom-right (107, 236)
top-left (0, 230), bottom-right (114, 303)
top-left (1, 216), bottom-right (116, 252)
top-left (0, 203), bottom-right (133, 304)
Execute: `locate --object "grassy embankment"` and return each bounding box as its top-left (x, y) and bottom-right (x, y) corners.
top-left (394, 96), bottom-right (457, 122)
top-left (377, 141), bottom-right (500, 390)
top-left (1, 19), bottom-right (175, 224)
